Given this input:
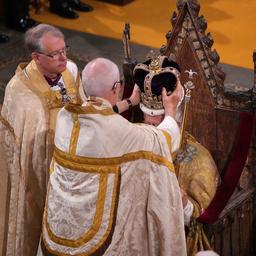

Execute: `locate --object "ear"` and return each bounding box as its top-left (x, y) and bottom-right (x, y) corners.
top-left (116, 82), bottom-right (122, 94)
top-left (112, 83), bottom-right (119, 95)
top-left (31, 52), bottom-right (39, 61)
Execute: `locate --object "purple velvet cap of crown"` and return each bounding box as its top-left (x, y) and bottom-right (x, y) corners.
top-left (133, 55), bottom-right (181, 114)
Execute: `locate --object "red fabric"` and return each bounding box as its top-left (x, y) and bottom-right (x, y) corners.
top-left (197, 112), bottom-right (255, 224)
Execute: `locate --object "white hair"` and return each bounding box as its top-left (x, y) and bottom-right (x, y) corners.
top-left (81, 58), bottom-right (119, 97)
top-left (25, 24), bottom-right (64, 54)
top-left (195, 250), bottom-right (219, 256)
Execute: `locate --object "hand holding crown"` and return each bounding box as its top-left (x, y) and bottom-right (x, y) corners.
top-left (162, 80), bottom-right (184, 118)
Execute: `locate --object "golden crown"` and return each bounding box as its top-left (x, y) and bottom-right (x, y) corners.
top-left (133, 55), bottom-right (180, 111)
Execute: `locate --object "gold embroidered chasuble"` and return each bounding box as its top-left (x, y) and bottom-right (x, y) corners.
top-left (39, 99), bottom-right (187, 256)
top-left (0, 60), bottom-right (80, 256)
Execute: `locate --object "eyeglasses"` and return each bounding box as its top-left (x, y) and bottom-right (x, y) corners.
top-left (37, 45), bottom-right (70, 60)
top-left (112, 79), bottom-right (123, 90)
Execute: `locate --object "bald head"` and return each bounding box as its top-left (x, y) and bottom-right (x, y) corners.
top-left (82, 58), bottom-right (120, 97)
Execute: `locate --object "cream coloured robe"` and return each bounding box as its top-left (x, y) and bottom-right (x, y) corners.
top-left (0, 59), bottom-right (81, 256)
top-left (39, 98), bottom-right (187, 256)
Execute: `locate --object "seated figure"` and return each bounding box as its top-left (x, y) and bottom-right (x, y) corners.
top-left (133, 55), bottom-right (219, 255)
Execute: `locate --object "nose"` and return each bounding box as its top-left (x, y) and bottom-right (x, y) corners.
top-left (59, 51), bottom-right (67, 60)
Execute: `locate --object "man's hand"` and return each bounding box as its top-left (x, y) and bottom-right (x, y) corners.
top-left (162, 80), bottom-right (183, 118)
top-left (115, 84), bottom-right (141, 114)
top-left (129, 84), bottom-right (141, 106)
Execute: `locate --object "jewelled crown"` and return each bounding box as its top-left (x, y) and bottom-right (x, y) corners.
top-left (133, 55), bottom-right (181, 115)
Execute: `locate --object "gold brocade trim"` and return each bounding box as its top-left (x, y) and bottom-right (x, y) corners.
top-left (23, 59), bottom-right (80, 110)
top-left (43, 87), bottom-right (77, 109)
top-left (42, 169), bottom-right (120, 255)
top-left (65, 102), bottom-right (115, 116)
top-left (53, 146), bottom-right (175, 173)
top-left (74, 71), bottom-right (83, 106)
top-left (45, 173), bottom-right (107, 246)
top-left (161, 130), bottom-right (172, 152)
top-left (69, 113), bottom-right (80, 155)
top-left (160, 130), bottom-right (179, 176)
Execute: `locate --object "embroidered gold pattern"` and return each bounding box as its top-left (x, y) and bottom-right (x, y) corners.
top-left (65, 102), bottom-right (115, 116)
top-left (45, 173), bottom-right (110, 246)
top-left (44, 87), bottom-right (77, 109)
top-left (53, 146), bottom-right (175, 173)
top-left (42, 168), bottom-right (120, 256)
top-left (161, 130), bottom-right (172, 152)
top-left (69, 113), bottom-right (80, 155)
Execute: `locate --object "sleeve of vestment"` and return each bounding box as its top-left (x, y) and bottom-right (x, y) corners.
top-left (157, 115), bottom-right (180, 152)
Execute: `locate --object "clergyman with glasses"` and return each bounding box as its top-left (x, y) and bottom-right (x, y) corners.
top-left (0, 23), bottom-right (82, 256)
top-left (37, 57), bottom-right (187, 256)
